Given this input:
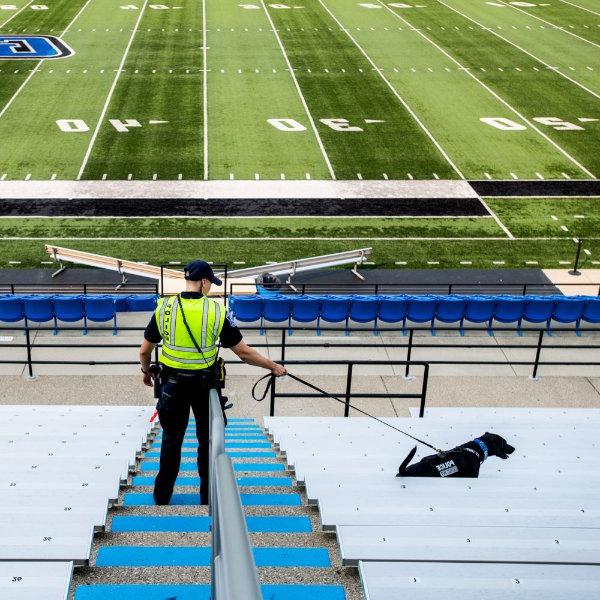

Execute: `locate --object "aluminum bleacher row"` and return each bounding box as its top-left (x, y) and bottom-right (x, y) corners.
top-left (229, 294), bottom-right (600, 333)
top-left (264, 408), bottom-right (600, 599)
top-left (0, 405), bottom-right (154, 600)
top-left (0, 294), bottom-right (158, 334)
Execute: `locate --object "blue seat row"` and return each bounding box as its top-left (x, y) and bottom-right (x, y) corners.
top-left (0, 294), bottom-right (158, 335)
top-left (228, 294), bottom-right (600, 335)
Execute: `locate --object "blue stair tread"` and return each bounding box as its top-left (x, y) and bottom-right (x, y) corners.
top-left (151, 442), bottom-right (272, 448)
top-left (141, 462), bottom-right (283, 472)
top-left (96, 546), bottom-right (330, 567)
top-left (75, 584), bottom-right (345, 600)
top-left (133, 475), bottom-right (292, 487)
top-left (156, 433), bottom-right (266, 439)
top-left (123, 493), bottom-right (301, 506)
top-left (144, 451), bottom-right (276, 458)
top-left (111, 516), bottom-right (311, 533)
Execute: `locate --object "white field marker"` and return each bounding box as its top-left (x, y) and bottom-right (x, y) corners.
top-left (584, 249), bottom-right (592, 256)
top-left (77, 0), bottom-right (150, 180)
top-left (561, 225), bottom-right (569, 231)
top-left (260, 0), bottom-right (335, 179)
top-left (320, 0), bottom-right (465, 178)
top-left (559, 0), bottom-right (600, 17)
top-left (550, 215), bottom-right (558, 220)
top-left (0, 0), bottom-right (35, 29)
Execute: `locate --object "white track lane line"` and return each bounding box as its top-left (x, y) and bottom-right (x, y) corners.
top-left (436, 0), bottom-right (600, 104)
top-left (259, 0), bottom-right (336, 180)
top-left (498, 0), bottom-right (600, 49)
top-left (559, 0), bottom-right (600, 18)
top-left (202, 0), bottom-right (208, 180)
top-left (318, 0), bottom-right (465, 179)
top-left (0, 0), bottom-right (35, 29)
top-left (76, 0), bottom-right (149, 180)
top-left (379, 0), bottom-right (595, 181)
top-left (0, 0), bottom-right (95, 122)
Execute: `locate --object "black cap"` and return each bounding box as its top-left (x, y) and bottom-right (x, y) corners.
top-left (184, 260), bottom-right (222, 285)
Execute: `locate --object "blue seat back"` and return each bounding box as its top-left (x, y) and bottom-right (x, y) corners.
top-left (126, 294), bottom-right (159, 312)
top-left (84, 297), bottom-right (116, 322)
top-left (0, 296), bottom-right (24, 322)
top-left (291, 297), bottom-right (321, 323)
top-left (464, 297), bottom-right (496, 323)
top-left (553, 297), bottom-right (586, 323)
top-left (23, 297), bottom-right (54, 323)
top-left (378, 296), bottom-right (408, 324)
top-left (231, 296), bottom-right (262, 322)
top-left (263, 297), bottom-right (291, 323)
top-left (349, 297), bottom-right (378, 323)
top-left (522, 297), bottom-right (556, 323)
top-left (494, 297), bottom-right (527, 323)
top-left (320, 297), bottom-right (350, 323)
top-left (436, 297), bottom-right (466, 323)
top-left (582, 298), bottom-right (600, 323)
top-left (406, 297), bottom-right (437, 323)
top-left (53, 296), bottom-right (85, 322)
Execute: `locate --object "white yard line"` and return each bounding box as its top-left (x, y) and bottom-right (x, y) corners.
top-left (0, 214), bottom-right (495, 220)
top-left (0, 0), bottom-right (95, 122)
top-left (76, 0), bottom-right (149, 180)
top-left (0, 0), bottom-right (35, 29)
top-left (498, 0), bottom-right (600, 49)
top-left (380, 0), bottom-right (595, 181)
top-left (4, 236), bottom-right (599, 241)
top-left (319, 0), bottom-right (465, 180)
top-left (259, 0), bottom-right (336, 180)
top-left (477, 197), bottom-right (514, 239)
top-left (436, 0), bottom-right (600, 104)
top-left (559, 0), bottom-right (600, 17)
top-left (202, 0), bottom-right (208, 180)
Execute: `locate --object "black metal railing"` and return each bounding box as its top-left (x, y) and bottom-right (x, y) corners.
top-left (0, 282), bottom-right (159, 295)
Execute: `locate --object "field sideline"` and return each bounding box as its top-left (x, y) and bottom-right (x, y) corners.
top-left (0, 198), bottom-right (598, 269)
top-left (0, 0), bottom-right (599, 180)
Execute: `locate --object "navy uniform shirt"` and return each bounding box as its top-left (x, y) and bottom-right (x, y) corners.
top-left (144, 292), bottom-right (243, 348)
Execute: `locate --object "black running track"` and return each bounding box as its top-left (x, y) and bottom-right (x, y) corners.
top-left (0, 197), bottom-right (489, 217)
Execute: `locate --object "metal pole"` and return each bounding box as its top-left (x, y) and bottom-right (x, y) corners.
top-left (281, 329), bottom-right (286, 363)
top-left (404, 329), bottom-right (415, 380)
top-left (344, 363), bottom-right (353, 417)
top-left (569, 238), bottom-right (583, 276)
top-left (530, 330), bottom-right (544, 380)
top-left (270, 375), bottom-right (277, 417)
top-left (522, 284), bottom-right (527, 295)
top-left (419, 363), bottom-right (429, 418)
top-left (25, 325), bottom-right (34, 379)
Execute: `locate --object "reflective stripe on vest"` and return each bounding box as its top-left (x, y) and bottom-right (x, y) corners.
top-left (155, 295), bottom-right (225, 370)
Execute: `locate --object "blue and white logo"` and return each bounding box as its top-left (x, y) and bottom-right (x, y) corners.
top-left (0, 35), bottom-right (73, 60)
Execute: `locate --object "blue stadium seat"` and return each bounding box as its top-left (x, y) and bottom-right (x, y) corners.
top-left (319, 296), bottom-right (350, 335)
top-left (23, 296), bottom-right (58, 335)
top-left (230, 296), bottom-right (262, 324)
top-left (262, 297), bottom-right (291, 333)
top-left (494, 296), bottom-right (527, 335)
top-left (464, 297), bottom-right (497, 335)
top-left (290, 296), bottom-right (321, 332)
top-left (84, 296), bottom-right (118, 335)
top-left (435, 296), bottom-right (466, 334)
top-left (53, 295), bottom-right (87, 334)
top-left (553, 297), bottom-right (587, 335)
top-left (522, 297), bottom-right (556, 333)
top-left (581, 297), bottom-right (600, 326)
top-left (349, 297), bottom-right (379, 335)
top-left (378, 296), bottom-right (409, 334)
top-left (406, 296), bottom-right (437, 335)
top-left (0, 296), bottom-right (24, 325)
top-left (126, 294), bottom-right (159, 312)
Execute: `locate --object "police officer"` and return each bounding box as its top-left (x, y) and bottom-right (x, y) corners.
top-left (139, 260), bottom-right (287, 505)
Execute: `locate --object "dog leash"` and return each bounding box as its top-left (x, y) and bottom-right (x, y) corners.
top-left (252, 373), bottom-right (443, 455)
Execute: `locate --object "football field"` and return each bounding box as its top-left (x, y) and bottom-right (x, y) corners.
top-left (0, 0), bottom-right (599, 181)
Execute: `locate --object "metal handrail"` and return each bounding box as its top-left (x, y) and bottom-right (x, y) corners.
top-left (209, 390), bottom-right (262, 600)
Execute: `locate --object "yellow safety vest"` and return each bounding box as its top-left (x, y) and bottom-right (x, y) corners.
top-left (155, 295), bottom-right (225, 370)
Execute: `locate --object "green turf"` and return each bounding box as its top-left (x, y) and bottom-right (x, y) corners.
top-left (0, 0), bottom-right (598, 179)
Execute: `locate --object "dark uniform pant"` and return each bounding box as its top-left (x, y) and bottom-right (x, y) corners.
top-left (153, 371), bottom-right (211, 505)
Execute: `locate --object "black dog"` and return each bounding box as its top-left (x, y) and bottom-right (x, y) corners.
top-left (397, 432), bottom-right (515, 478)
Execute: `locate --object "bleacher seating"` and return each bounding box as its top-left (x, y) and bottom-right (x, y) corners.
top-left (0, 561), bottom-right (73, 600)
top-left (0, 406), bottom-right (153, 566)
top-left (0, 294), bottom-right (158, 334)
top-left (229, 294), bottom-right (600, 334)
top-left (265, 409), bottom-right (600, 599)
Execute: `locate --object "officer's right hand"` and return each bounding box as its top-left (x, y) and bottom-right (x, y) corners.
top-left (142, 371), bottom-right (154, 387)
top-left (271, 364), bottom-right (287, 377)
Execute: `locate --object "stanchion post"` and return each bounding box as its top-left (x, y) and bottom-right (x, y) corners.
top-left (403, 330), bottom-right (415, 380)
top-left (569, 238), bottom-right (583, 276)
top-left (530, 330), bottom-right (544, 381)
top-left (344, 363), bottom-right (353, 417)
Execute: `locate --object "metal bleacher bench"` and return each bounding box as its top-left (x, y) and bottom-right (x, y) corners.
top-left (0, 561), bottom-right (73, 600)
